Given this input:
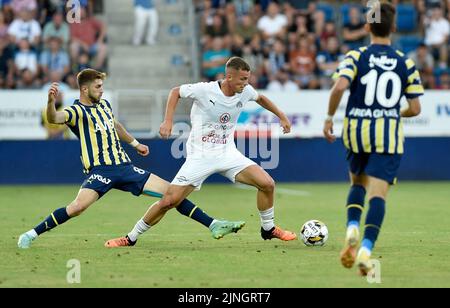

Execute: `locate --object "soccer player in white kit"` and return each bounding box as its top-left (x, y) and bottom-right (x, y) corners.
top-left (106, 57), bottom-right (297, 247)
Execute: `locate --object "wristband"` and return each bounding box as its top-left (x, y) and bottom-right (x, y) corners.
top-left (129, 139), bottom-right (140, 147)
top-left (325, 115), bottom-right (334, 122)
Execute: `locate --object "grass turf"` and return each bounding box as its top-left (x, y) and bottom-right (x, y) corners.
top-left (1, 182), bottom-right (449, 288)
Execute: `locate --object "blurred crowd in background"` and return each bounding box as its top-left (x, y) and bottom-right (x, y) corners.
top-left (1, 0), bottom-right (449, 92)
top-left (0, 0), bottom-right (105, 90)
top-left (195, 0), bottom-right (450, 90)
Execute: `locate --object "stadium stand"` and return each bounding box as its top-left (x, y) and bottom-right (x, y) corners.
top-left (194, 0), bottom-right (450, 90)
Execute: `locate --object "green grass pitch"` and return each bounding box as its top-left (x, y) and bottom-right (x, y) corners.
top-left (1, 182), bottom-right (449, 288)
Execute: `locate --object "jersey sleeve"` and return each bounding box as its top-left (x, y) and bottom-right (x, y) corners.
top-left (63, 106), bottom-right (77, 127)
top-left (245, 84), bottom-right (259, 101)
top-left (179, 83), bottom-right (206, 100)
top-left (404, 58), bottom-right (425, 99)
top-left (333, 50), bottom-right (361, 83)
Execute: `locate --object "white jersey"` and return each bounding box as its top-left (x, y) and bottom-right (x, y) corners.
top-left (180, 81), bottom-right (259, 157)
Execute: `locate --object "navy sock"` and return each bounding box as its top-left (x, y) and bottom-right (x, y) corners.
top-left (34, 207), bottom-right (71, 235)
top-left (176, 199), bottom-right (214, 228)
top-left (346, 185), bottom-right (366, 227)
top-left (362, 197), bottom-right (386, 250)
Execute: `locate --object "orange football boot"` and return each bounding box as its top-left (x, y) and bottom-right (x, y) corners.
top-left (261, 226), bottom-right (297, 241)
top-left (105, 236), bottom-right (135, 248)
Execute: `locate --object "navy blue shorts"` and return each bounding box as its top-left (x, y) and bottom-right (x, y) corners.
top-left (347, 151), bottom-right (402, 185)
top-left (81, 164), bottom-right (151, 198)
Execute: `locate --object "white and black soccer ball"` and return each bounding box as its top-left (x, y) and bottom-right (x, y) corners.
top-left (300, 220), bottom-right (328, 246)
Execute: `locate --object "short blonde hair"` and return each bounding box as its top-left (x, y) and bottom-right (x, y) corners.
top-left (77, 69), bottom-right (106, 89)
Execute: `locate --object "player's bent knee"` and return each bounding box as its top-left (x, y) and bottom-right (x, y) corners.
top-left (158, 197), bottom-right (176, 212)
top-left (260, 178), bottom-right (275, 192)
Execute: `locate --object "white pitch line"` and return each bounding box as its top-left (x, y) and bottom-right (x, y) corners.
top-left (234, 184), bottom-right (311, 196)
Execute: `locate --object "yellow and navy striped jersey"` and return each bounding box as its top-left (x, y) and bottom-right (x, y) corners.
top-left (63, 99), bottom-right (131, 173)
top-left (335, 45), bottom-right (424, 154)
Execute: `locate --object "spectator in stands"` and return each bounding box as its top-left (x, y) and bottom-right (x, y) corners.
top-left (320, 21), bottom-right (337, 44)
top-left (235, 14), bottom-right (258, 44)
top-left (202, 36), bottom-right (231, 80)
top-left (39, 36), bottom-right (70, 83)
top-left (267, 68), bottom-right (299, 92)
top-left (316, 36), bottom-right (343, 89)
top-left (14, 38), bottom-right (38, 79)
top-left (289, 13), bottom-right (310, 38)
top-left (41, 90), bottom-right (68, 139)
top-left (424, 6), bottom-right (449, 68)
top-left (408, 42), bottom-right (435, 88)
top-left (241, 39), bottom-right (264, 78)
top-left (205, 13), bottom-right (228, 38)
top-left (70, 7), bottom-right (107, 70)
top-left (8, 8), bottom-right (41, 48)
top-left (290, 36), bottom-right (319, 89)
top-left (133, 0), bottom-right (158, 46)
top-left (342, 6), bottom-right (367, 50)
top-left (42, 9), bottom-right (70, 48)
top-left (257, 2), bottom-right (287, 42)
top-left (16, 67), bottom-right (40, 88)
top-left (264, 38), bottom-right (289, 79)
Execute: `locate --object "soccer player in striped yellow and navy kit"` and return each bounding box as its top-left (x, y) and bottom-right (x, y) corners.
top-left (17, 69), bottom-right (245, 249)
top-left (323, 3), bottom-right (424, 276)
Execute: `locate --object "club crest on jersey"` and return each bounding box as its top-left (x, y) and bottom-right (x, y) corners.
top-left (219, 113), bottom-right (231, 124)
top-left (103, 107), bottom-right (112, 115)
top-left (368, 54), bottom-right (397, 71)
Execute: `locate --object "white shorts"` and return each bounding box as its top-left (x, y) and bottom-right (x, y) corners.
top-left (171, 150), bottom-right (257, 190)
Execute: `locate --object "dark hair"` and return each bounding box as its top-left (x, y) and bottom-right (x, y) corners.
top-left (77, 69), bottom-right (106, 89)
top-left (226, 57), bottom-right (251, 72)
top-left (368, 2), bottom-right (396, 38)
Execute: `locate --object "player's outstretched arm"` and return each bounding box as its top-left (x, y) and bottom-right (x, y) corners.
top-left (401, 98), bottom-right (421, 118)
top-left (323, 77), bottom-right (350, 143)
top-left (46, 82), bottom-right (66, 124)
top-left (115, 119), bottom-right (149, 156)
top-left (160, 86), bottom-right (181, 139)
top-left (256, 94), bottom-right (291, 134)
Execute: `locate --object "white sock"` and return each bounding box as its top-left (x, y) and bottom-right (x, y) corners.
top-left (259, 207), bottom-right (275, 231)
top-left (127, 218), bottom-right (151, 242)
top-left (27, 229), bottom-right (38, 239)
top-left (208, 219), bottom-right (218, 230)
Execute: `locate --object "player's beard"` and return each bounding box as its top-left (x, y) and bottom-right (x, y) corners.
top-left (88, 93), bottom-right (101, 104)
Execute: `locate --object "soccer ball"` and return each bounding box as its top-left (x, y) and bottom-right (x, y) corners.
top-left (300, 220), bottom-right (328, 246)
